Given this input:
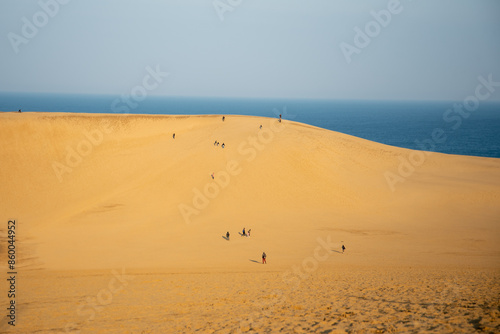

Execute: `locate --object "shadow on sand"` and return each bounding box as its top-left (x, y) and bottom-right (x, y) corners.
top-left (222, 236), bottom-right (229, 241)
top-left (249, 259), bottom-right (261, 264)
top-left (331, 249), bottom-right (343, 254)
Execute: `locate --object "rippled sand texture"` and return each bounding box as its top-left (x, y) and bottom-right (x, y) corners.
top-left (3, 267), bottom-right (498, 333)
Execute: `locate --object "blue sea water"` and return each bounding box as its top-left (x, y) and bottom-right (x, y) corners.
top-left (1, 92), bottom-right (499, 158)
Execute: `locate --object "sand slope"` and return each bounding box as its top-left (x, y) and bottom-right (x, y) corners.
top-left (1, 112), bottom-right (500, 333)
top-left (0, 112), bottom-right (499, 271)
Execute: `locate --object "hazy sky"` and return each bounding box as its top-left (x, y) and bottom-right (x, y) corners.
top-left (1, 0), bottom-right (499, 101)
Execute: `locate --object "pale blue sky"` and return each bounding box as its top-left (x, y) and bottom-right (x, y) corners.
top-left (1, 0), bottom-right (499, 100)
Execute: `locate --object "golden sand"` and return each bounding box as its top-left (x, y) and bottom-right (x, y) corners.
top-left (0, 112), bottom-right (499, 333)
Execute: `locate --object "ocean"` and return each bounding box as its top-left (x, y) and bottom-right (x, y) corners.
top-left (1, 92), bottom-right (499, 158)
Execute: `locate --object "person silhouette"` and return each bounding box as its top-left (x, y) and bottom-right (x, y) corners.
top-left (262, 252), bottom-right (267, 264)
top-left (342, 244), bottom-right (345, 253)
top-left (226, 231), bottom-right (230, 240)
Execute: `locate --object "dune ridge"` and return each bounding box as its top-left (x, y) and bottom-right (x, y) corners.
top-left (1, 112), bottom-right (499, 333)
top-left (1, 112), bottom-right (499, 271)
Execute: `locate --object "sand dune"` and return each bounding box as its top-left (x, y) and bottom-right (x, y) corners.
top-left (1, 112), bottom-right (499, 270)
top-left (0, 112), bottom-right (499, 333)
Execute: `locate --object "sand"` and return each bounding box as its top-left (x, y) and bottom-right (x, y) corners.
top-left (0, 112), bottom-right (499, 333)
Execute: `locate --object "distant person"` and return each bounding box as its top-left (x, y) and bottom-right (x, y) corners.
top-left (342, 244), bottom-right (345, 253)
top-left (242, 228), bottom-right (246, 236)
top-left (226, 231), bottom-right (230, 240)
top-left (173, 133), bottom-right (175, 139)
top-left (221, 143), bottom-right (225, 148)
top-left (247, 229), bottom-right (251, 237)
top-left (18, 109), bottom-right (21, 113)
top-left (214, 140), bottom-right (217, 146)
top-left (262, 252), bottom-right (267, 264)
top-left (279, 114), bottom-right (282, 123)
top-left (211, 172), bottom-right (215, 179)
top-left (259, 125), bottom-right (262, 129)
top-left (222, 116), bottom-right (225, 122)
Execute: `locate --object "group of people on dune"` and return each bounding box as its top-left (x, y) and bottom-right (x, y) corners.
top-left (225, 228), bottom-right (266, 264)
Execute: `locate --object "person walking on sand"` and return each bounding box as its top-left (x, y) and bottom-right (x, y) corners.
top-left (211, 172), bottom-right (215, 179)
top-left (342, 244), bottom-right (345, 253)
top-left (222, 116), bottom-right (225, 122)
top-left (173, 133), bottom-right (175, 139)
top-left (247, 229), bottom-right (251, 237)
top-left (221, 143), bottom-right (225, 148)
top-left (242, 228), bottom-right (246, 236)
top-left (262, 252), bottom-right (267, 264)
top-left (226, 231), bottom-right (230, 240)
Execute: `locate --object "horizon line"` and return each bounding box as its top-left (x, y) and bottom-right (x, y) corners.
top-left (1, 91), bottom-right (500, 105)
